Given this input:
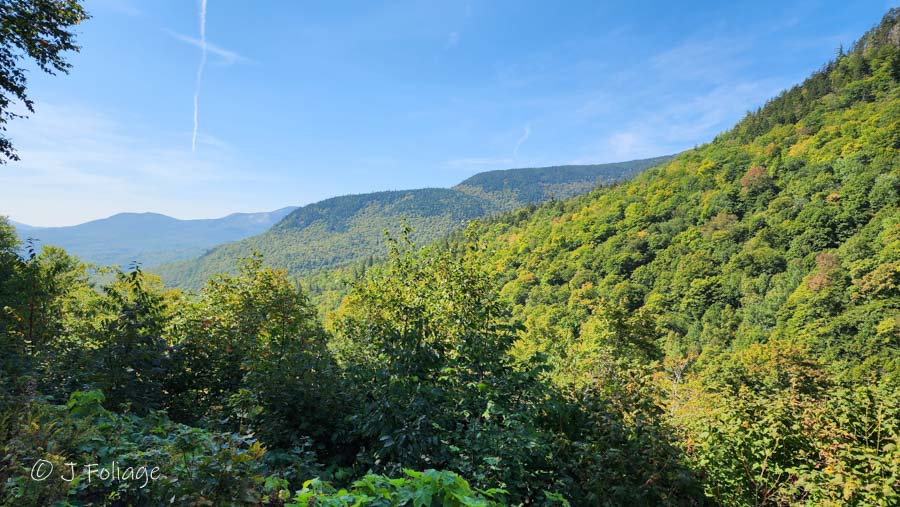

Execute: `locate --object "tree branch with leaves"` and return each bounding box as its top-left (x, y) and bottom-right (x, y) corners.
top-left (0, 0), bottom-right (88, 162)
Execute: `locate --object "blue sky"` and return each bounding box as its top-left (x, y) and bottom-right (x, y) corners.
top-left (2, 0), bottom-right (896, 226)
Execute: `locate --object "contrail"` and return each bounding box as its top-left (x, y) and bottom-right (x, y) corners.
top-left (513, 124), bottom-right (530, 158)
top-left (191, 0), bottom-right (208, 152)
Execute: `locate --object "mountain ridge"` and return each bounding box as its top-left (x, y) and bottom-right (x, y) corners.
top-left (8, 207), bottom-right (299, 268)
top-left (154, 157), bottom-right (673, 288)
top-left (447, 7), bottom-right (900, 384)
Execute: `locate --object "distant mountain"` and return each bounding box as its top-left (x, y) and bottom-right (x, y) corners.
top-left (153, 156), bottom-right (672, 289)
top-left (10, 208), bottom-right (298, 268)
top-left (455, 161), bottom-right (670, 204)
top-left (8, 220), bottom-right (35, 232)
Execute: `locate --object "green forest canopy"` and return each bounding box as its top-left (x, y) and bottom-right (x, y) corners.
top-left (152, 156), bottom-right (671, 290)
top-left (1, 6), bottom-right (899, 507)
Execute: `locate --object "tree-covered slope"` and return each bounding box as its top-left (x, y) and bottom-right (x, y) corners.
top-left (459, 9), bottom-right (900, 383)
top-left (8, 208), bottom-right (297, 268)
top-left (414, 10), bottom-right (899, 503)
top-left (153, 157), bottom-right (670, 289)
top-left (453, 156), bottom-right (672, 209)
top-left (2, 8), bottom-right (899, 507)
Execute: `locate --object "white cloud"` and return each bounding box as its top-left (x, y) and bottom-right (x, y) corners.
top-left (561, 28), bottom-right (797, 164)
top-left (0, 103), bottom-right (261, 226)
top-left (588, 78), bottom-right (786, 162)
top-left (167, 31), bottom-right (250, 66)
top-left (190, 0), bottom-right (209, 153)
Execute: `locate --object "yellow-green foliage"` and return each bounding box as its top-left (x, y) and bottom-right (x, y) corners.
top-left (2, 7), bottom-right (899, 507)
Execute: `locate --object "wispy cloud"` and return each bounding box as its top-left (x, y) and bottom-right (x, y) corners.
top-left (513, 124), bottom-right (530, 158)
top-left (445, 31), bottom-right (460, 49)
top-left (556, 28), bottom-right (798, 164)
top-left (192, 0), bottom-right (209, 153)
top-left (586, 78), bottom-right (785, 162)
top-left (167, 30), bottom-right (249, 65)
top-left (651, 37), bottom-right (752, 84)
top-left (446, 122), bottom-right (533, 172)
top-left (0, 103), bottom-right (261, 226)
top-left (446, 157), bottom-right (513, 170)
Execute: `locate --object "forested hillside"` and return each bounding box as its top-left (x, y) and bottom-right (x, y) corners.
top-left (11, 208), bottom-right (297, 268)
top-left (440, 8), bottom-right (900, 502)
top-left (463, 26), bottom-right (900, 384)
top-left (153, 157), bottom-right (670, 289)
top-left (1, 7), bottom-right (898, 507)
